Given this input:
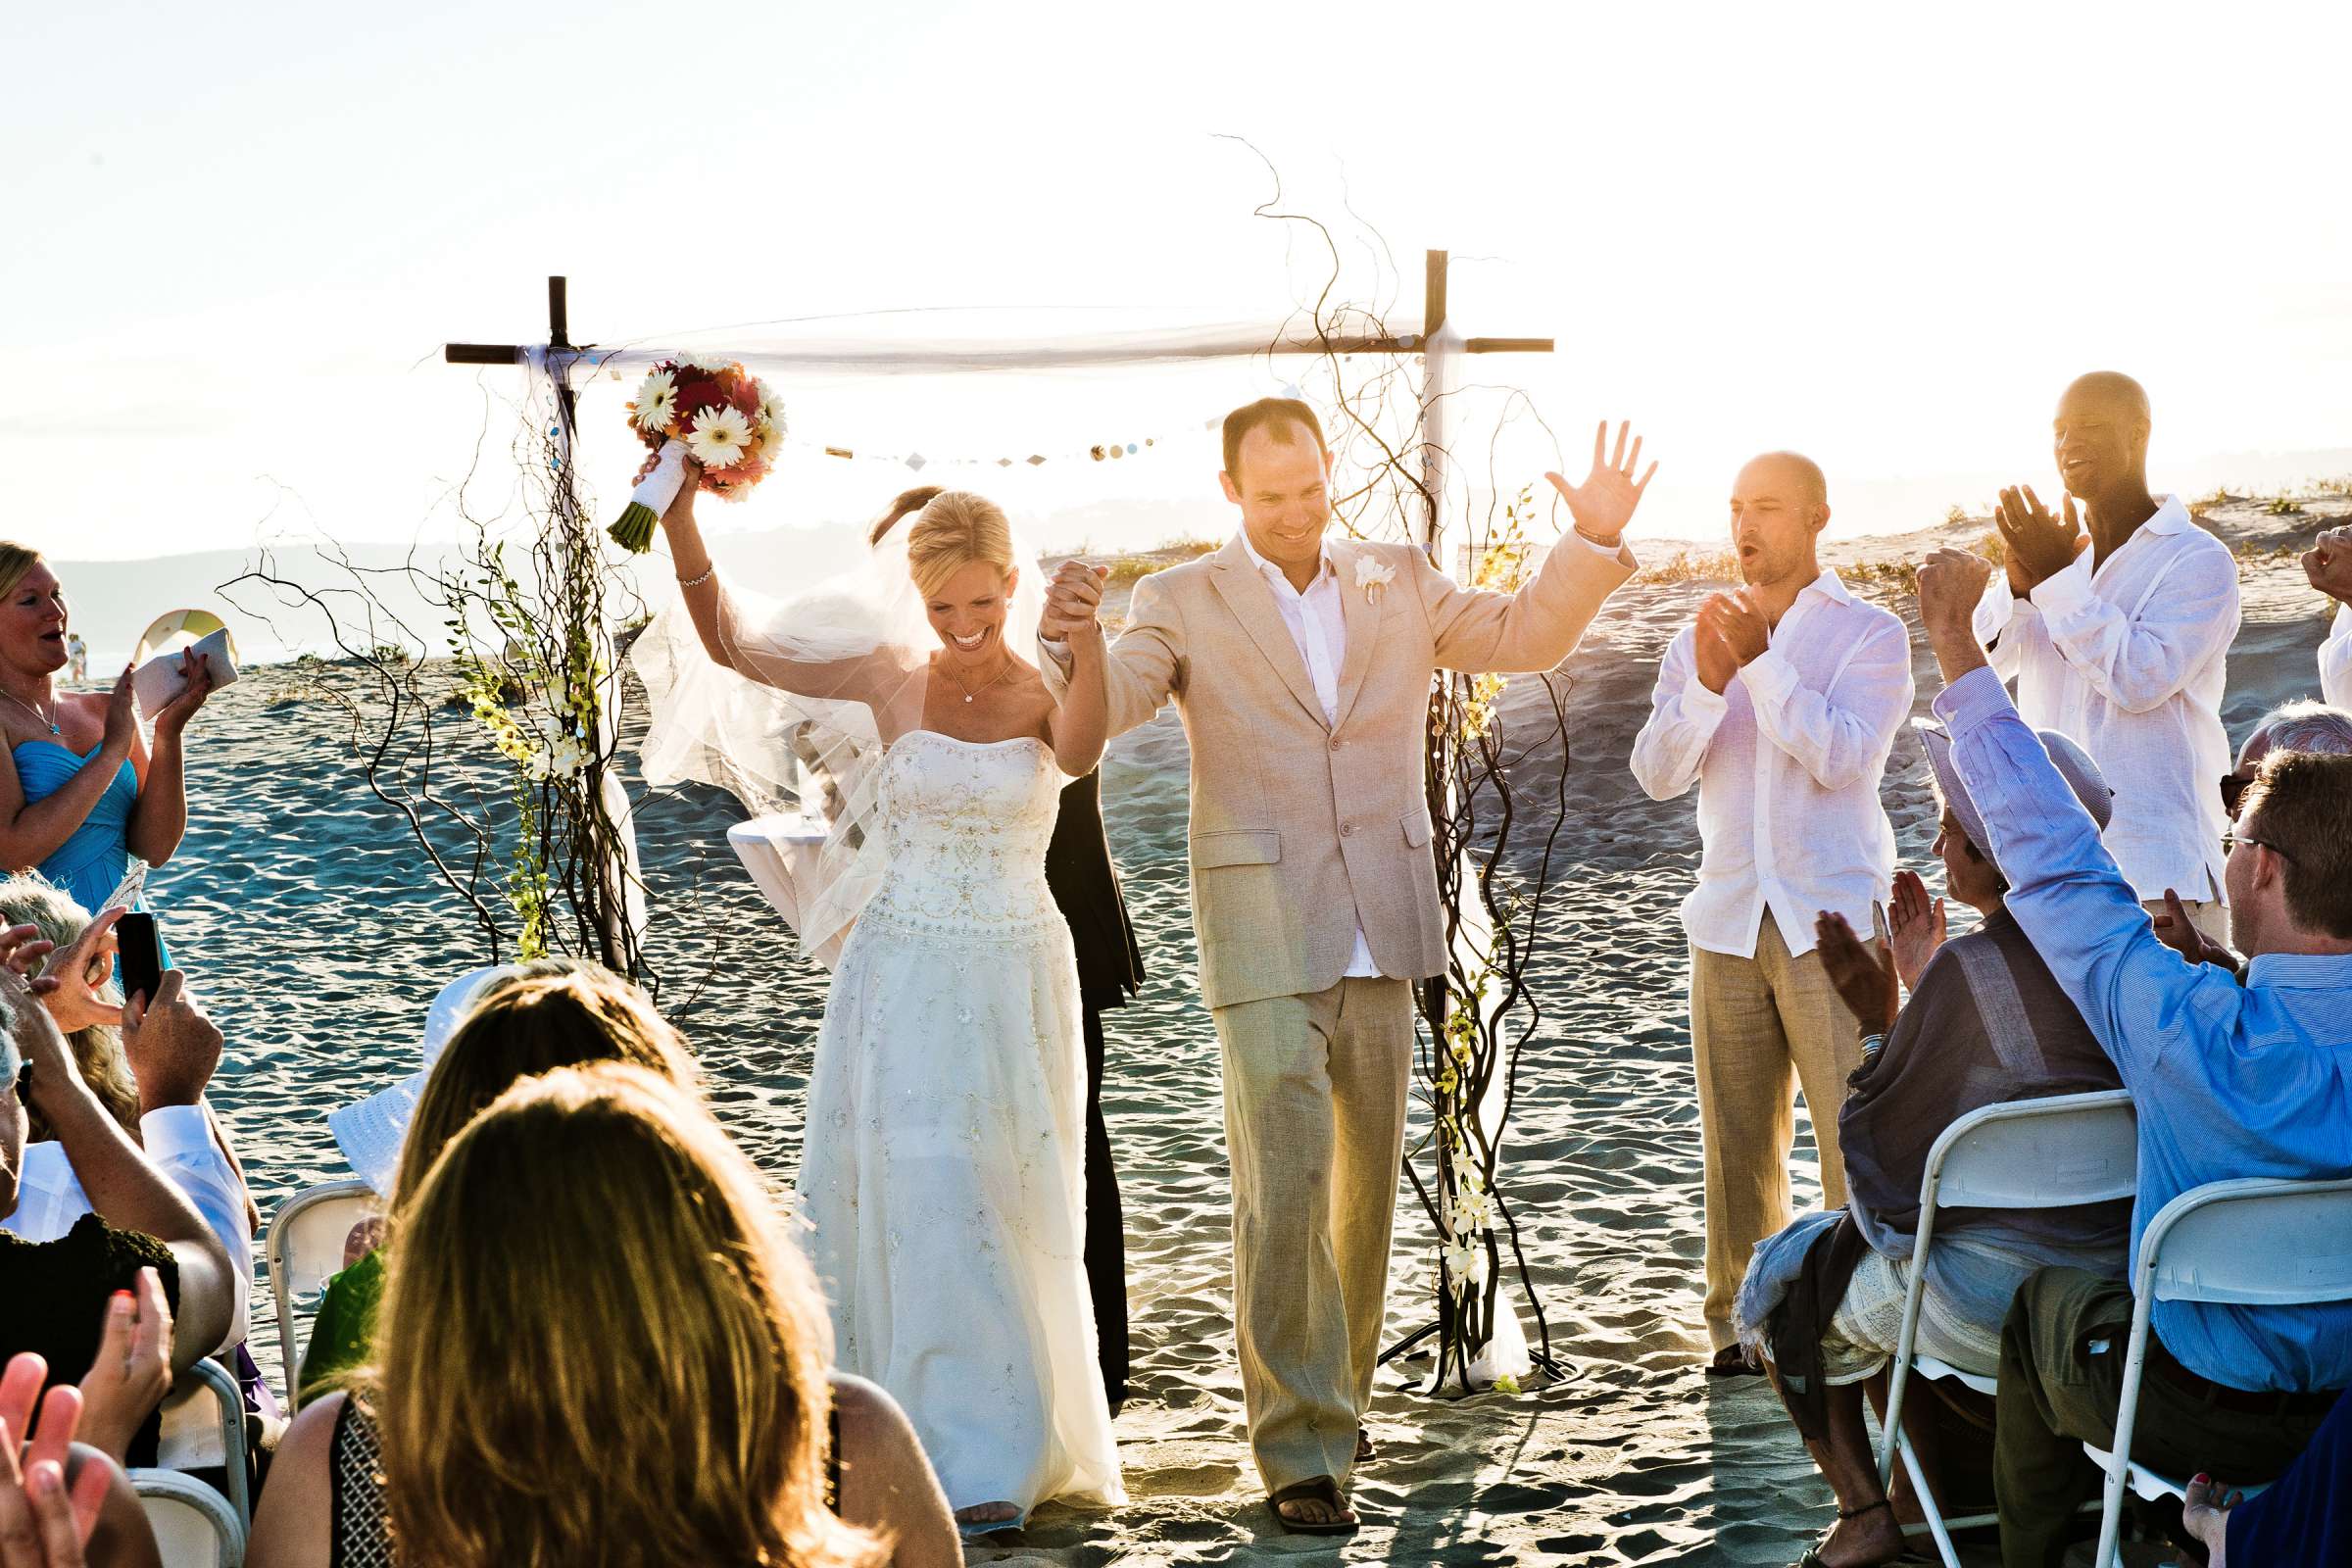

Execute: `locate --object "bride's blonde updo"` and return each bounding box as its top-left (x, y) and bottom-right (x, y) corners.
top-left (867, 486), bottom-right (1017, 598)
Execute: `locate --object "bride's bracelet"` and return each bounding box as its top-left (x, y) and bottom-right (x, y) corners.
top-left (676, 564), bottom-right (716, 590)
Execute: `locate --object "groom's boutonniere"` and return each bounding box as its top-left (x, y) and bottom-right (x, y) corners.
top-left (1354, 556), bottom-right (1396, 606)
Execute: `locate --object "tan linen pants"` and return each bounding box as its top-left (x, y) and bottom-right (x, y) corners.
top-left (1211, 975), bottom-right (1414, 1494)
top-left (1690, 911), bottom-right (1871, 1351)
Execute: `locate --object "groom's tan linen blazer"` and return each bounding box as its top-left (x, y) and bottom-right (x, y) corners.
top-left (1065, 532), bottom-right (1635, 1009)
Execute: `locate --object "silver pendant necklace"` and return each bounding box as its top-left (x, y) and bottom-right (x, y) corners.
top-left (2, 689), bottom-right (60, 736)
top-left (944, 653), bottom-right (1015, 705)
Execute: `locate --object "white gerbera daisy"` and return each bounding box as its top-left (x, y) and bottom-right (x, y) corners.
top-left (631, 369), bottom-right (676, 433)
top-left (684, 352), bottom-right (738, 374)
top-left (686, 404), bottom-right (754, 467)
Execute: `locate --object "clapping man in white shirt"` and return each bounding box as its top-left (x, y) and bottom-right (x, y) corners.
top-left (1973, 371), bottom-right (2242, 941)
top-left (2305, 523), bottom-right (2351, 707)
top-left (1631, 453), bottom-right (1914, 1374)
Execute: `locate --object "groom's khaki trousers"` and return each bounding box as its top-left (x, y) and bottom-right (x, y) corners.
top-left (1212, 974), bottom-right (1414, 1494)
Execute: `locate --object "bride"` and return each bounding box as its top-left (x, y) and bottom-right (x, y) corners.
top-left (630, 463), bottom-right (1123, 1531)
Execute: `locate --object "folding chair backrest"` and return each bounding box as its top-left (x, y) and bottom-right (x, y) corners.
top-left (265, 1179), bottom-right (379, 1408)
top-left (2144, 1177), bottom-right (2352, 1306)
top-left (1927, 1090), bottom-right (2137, 1211)
top-left (131, 1469), bottom-right (244, 1568)
top-left (154, 1357), bottom-right (249, 1528)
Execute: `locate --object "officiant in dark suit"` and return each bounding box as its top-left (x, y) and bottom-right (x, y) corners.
top-left (1044, 767), bottom-right (1144, 1410)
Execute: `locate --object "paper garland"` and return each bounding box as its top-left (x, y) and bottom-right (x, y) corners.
top-left (797, 418), bottom-right (1218, 471)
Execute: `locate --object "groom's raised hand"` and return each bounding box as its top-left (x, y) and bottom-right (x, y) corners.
top-left (1544, 419), bottom-right (1658, 547)
top-left (1040, 560), bottom-right (1108, 642)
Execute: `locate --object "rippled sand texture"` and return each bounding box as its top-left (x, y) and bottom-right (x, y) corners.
top-left (174, 500), bottom-right (2340, 1565)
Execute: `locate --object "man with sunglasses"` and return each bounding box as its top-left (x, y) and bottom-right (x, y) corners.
top-left (1917, 547), bottom-right (2352, 1568)
top-left (2157, 701), bottom-right (2352, 975)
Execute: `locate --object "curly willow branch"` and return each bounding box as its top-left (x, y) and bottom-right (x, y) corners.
top-left (220, 374), bottom-right (739, 998)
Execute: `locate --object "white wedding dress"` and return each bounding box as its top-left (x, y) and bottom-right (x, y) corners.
top-left (797, 729), bottom-right (1124, 1517)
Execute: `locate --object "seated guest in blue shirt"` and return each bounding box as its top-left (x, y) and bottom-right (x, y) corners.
top-left (2180, 1393), bottom-right (2351, 1568)
top-left (1913, 547), bottom-right (2352, 1568)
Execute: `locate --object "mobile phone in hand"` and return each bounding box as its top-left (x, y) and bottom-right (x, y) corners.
top-left (116, 912), bottom-right (163, 1008)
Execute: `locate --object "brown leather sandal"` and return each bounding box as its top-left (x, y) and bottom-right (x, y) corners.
top-left (1269, 1475), bottom-right (1358, 1536)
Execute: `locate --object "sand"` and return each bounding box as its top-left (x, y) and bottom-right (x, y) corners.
top-left (169, 497), bottom-right (2343, 1565)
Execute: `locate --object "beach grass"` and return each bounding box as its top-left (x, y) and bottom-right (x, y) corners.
top-left (1104, 538), bottom-right (1218, 584)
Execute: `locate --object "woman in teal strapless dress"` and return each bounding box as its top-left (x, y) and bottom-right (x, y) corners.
top-left (0, 548), bottom-right (213, 972)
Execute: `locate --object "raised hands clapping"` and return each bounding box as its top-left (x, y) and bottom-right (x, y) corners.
top-left (0, 1352), bottom-right (116, 1564)
top-left (1994, 484), bottom-right (2087, 594)
top-left (1692, 591), bottom-right (1770, 693)
top-left (1544, 420), bottom-right (1658, 546)
top-left (2304, 524), bottom-right (2352, 607)
top-left (1814, 909), bottom-right (1898, 1037)
top-left (1887, 868), bottom-right (1946, 992)
top-left (73, 1271), bottom-right (172, 1466)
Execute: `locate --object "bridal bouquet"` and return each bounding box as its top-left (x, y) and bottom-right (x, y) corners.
top-left (607, 356), bottom-right (786, 553)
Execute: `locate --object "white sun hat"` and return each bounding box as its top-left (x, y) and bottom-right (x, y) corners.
top-left (328, 965), bottom-right (521, 1197)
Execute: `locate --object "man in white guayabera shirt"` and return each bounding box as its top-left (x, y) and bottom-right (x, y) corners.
top-left (1973, 371), bottom-right (2242, 941)
top-left (2307, 523), bottom-right (2351, 707)
top-left (1631, 452), bottom-right (1913, 1375)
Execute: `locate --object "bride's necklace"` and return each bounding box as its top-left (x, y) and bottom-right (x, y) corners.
top-left (0, 686), bottom-right (60, 737)
top-left (942, 651), bottom-right (1016, 705)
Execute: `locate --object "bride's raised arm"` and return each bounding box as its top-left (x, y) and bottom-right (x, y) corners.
top-left (1054, 594), bottom-right (1114, 780)
top-left (655, 454), bottom-right (905, 711)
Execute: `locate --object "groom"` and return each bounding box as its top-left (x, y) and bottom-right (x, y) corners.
top-left (1041, 398), bottom-right (1651, 1530)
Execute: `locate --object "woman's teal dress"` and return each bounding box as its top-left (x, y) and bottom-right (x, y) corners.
top-left (14, 741), bottom-right (171, 965)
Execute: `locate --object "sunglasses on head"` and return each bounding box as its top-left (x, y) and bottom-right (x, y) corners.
top-left (2219, 771), bottom-right (2251, 818)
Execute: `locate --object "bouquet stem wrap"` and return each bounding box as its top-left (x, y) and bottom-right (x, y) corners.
top-left (610, 438), bottom-right (691, 553)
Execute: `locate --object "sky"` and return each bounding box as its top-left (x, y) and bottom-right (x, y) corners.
top-left (10, 0), bottom-right (2350, 576)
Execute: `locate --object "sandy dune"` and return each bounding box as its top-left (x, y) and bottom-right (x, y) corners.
top-left (163, 497), bottom-right (2342, 1564)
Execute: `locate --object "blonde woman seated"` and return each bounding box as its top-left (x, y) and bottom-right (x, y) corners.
top-left (248, 970), bottom-right (958, 1568)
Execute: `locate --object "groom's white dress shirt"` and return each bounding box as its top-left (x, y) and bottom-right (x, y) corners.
top-left (1631, 568), bottom-right (1914, 958)
top-left (1234, 531), bottom-right (1380, 978)
top-left (1970, 495), bottom-right (2239, 906)
top-left (2323, 605), bottom-right (2351, 708)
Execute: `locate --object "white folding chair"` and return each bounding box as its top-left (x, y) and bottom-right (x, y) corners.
top-left (130, 1468), bottom-right (245, 1568)
top-left (264, 1178), bottom-right (379, 1411)
top-left (1876, 1089), bottom-right (2138, 1568)
top-left (2083, 1175), bottom-right (2352, 1568)
top-left (154, 1355), bottom-right (251, 1533)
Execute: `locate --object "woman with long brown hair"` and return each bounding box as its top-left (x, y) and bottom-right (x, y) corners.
top-left (247, 968), bottom-right (957, 1568)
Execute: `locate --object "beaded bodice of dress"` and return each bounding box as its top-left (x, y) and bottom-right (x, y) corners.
top-left (859, 730), bottom-right (1063, 939)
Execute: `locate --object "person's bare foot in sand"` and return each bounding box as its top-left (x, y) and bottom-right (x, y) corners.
top-left (1798, 1498), bottom-right (1908, 1567)
top-left (2182, 1474), bottom-right (2237, 1568)
top-left (955, 1500), bottom-right (1020, 1531)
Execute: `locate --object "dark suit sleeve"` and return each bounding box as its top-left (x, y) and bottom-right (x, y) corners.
top-left (1047, 771), bottom-right (1145, 1005)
